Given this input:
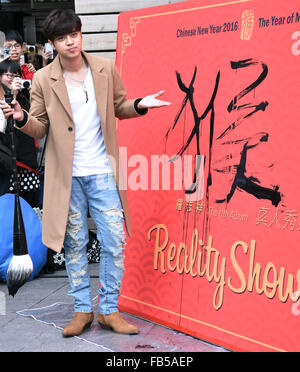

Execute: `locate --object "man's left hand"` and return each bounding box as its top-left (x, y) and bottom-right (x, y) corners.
top-left (138, 90), bottom-right (171, 109)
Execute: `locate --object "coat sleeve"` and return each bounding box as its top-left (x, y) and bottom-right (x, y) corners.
top-left (16, 73), bottom-right (49, 139)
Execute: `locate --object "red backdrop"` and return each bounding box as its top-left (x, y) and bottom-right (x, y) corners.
top-left (115, 0), bottom-right (300, 352)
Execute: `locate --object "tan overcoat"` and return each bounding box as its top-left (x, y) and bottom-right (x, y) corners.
top-left (19, 52), bottom-right (143, 252)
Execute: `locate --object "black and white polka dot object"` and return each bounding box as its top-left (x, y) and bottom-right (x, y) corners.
top-left (9, 168), bottom-right (40, 192)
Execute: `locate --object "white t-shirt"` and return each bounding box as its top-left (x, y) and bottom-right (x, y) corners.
top-left (65, 67), bottom-right (112, 176)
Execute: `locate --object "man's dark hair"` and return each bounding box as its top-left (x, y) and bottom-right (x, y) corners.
top-left (4, 30), bottom-right (23, 45)
top-left (0, 59), bottom-right (22, 77)
top-left (43, 9), bottom-right (82, 42)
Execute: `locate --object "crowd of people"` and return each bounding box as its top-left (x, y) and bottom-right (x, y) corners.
top-left (0, 30), bottom-right (54, 206)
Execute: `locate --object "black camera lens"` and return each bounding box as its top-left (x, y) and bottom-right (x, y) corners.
top-left (23, 81), bottom-right (30, 89)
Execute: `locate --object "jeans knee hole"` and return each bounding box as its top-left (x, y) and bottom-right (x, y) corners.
top-left (66, 211), bottom-right (83, 241)
top-left (103, 208), bottom-right (123, 218)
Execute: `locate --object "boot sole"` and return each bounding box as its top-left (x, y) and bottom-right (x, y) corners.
top-left (97, 321), bottom-right (139, 335)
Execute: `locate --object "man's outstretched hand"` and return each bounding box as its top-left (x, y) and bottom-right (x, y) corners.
top-left (137, 90), bottom-right (171, 110)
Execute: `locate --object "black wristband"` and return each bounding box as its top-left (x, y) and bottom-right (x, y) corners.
top-left (134, 98), bottom-right (148, 116)
top-left (15, 110), bottom-right (28, 128)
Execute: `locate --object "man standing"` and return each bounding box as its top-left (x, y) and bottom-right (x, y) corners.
top-left (0, 9), bottom-right (170, 337)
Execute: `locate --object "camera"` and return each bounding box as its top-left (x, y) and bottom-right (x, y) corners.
top-left (21, 79), bottom-right (31, 90)
top-left (26, 45), bottom-right (36, 54)
top-left (0, 48), bottom-right (10, 59)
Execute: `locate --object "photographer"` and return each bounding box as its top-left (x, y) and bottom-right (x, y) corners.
top-left (0, 59), bottom-right (39, 206)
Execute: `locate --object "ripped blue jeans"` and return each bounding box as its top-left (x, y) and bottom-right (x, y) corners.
top-left (63, 174), bottom-right (126, 315)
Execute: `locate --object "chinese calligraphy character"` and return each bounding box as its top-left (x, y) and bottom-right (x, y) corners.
top-left (166, 66), bottom-right (220, 196)
top-left (215, 59), bottom-right (281, 207)
top-left (196, 202), bottom-right (204, 214)
top-left (185, 201), bottom-right (193, 213)
top-left (256, 207), bottom-right (270, 226)
top-left (282, 210), bottom-right (298, 231)
top-left (176, 198), bottom-right (184, 211)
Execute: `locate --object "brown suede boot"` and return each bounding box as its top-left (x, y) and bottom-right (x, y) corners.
top-left (97, 312), bottom-right (139, 335)
top-left (62, 312), bottom-right (94, 337)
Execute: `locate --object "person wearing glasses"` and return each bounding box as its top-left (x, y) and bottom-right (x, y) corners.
top-left (0, 59), bottom-right (39, 205)
top-left (4, 30), bottom-right (36, 84)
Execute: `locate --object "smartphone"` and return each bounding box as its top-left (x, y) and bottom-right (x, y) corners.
top-left (44, 43), bottom-right (53, 59)
top-left (0, 48), bottom-right (10, 59)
